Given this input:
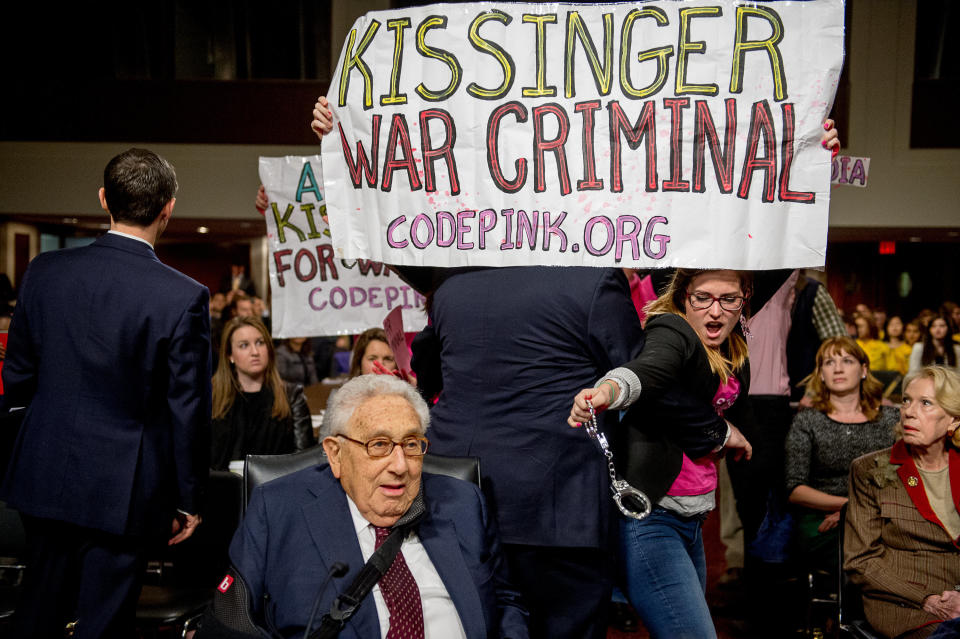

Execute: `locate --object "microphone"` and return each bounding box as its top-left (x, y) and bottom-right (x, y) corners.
top-left (303, 561), bottom-right (349, 639)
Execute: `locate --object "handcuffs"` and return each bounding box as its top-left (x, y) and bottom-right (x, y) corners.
top-left (584, 399), bottom-right (652, 521)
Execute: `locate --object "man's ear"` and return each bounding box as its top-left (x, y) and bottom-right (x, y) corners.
top-left (159, 197), bottom-right (175, 223)
top-left (98, 187), bottom-right (109, 213)
top-left (323, 437), bottom-right (342, 478)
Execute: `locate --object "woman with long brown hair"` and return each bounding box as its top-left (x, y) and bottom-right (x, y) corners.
top-left (210, 317), bottom-right (315, 470)
top-left (909, 315), bottom-right (960, 375)
top-left (784, 336), bottom-right (896, 573)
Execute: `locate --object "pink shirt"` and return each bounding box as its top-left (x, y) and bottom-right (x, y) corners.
top-left (745, 270), bottom-right (799, 396)
top-left (666, 376), bottom-right (741, 496)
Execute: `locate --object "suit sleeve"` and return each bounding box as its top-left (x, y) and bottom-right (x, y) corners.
top-left (1, 265), bottom-right (38, 411)
top-left (168, 286), bottom-right (212, 515)
top-left (475, 484), bottom-right (530, 639)
top-left (585, 269), bottom-right (645, 371)
top-left (844, 459), bottom-right (929, 606)
top-left (228, 486), bottom-right (270, 616)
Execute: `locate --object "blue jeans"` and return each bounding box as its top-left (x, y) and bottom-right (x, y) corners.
top-left (619, 507), bottom-right (716, 639)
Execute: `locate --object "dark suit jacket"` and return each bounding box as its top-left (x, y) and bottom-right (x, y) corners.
top-left (845, 443), bottom-right (960, 638)
top-left (422, 266), bottom-right (644, 548)
top-left (230, 466), bottom-right (529, 639)
top-left (0, 233), bottom-right (211, 537)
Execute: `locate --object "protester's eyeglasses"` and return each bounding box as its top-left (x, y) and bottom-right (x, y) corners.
top-left (685, 291), bottom-right (746, 312)
top-left (336, 434), bottom-right (429, 457)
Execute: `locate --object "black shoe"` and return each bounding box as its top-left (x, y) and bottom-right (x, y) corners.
top-left (609, 601), bottom-right (639, 633)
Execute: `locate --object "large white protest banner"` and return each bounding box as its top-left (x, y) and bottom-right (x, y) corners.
top-left (260, 156), bottom-right (427, 338)
top-left (322, 1), bottom-right (844, 270)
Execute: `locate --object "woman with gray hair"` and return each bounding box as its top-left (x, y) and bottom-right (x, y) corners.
top-left (845, 366), bottom-right (960, 638)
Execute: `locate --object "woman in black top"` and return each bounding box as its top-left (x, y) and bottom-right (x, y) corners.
top-left (210, 317), bottom-right (315, 470)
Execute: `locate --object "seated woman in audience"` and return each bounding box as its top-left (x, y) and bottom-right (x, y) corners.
top-left (855, 312), bottom-right (891, 372)
top-left (348, 327), bottom-right (398, 378)
top-left (845, 366), bottom-right (960, 639)
top-left (909, 315), bottom-right (960, 374)
top-left (941, 301), bottom-right (960, 343)
top-left (884, 316), bottom-right (912, 375)
top-left (210, 317), bottom-right (315, 470)
top-left (275, 337), bottom-right (319, 386)
top-left (784, 337), bottom-right (897, 574)
top-left (569, 268), bottom-right (754, 639)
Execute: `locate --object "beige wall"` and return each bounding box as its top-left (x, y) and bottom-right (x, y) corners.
top-left (0, 141), bottom-right (315, 222)
top-left (0, 1), bottom-right (955, 229)
top-left (829, 0), bottom-right (960, 228)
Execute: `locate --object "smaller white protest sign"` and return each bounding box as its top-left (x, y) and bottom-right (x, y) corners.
top-left (260, 156), bottom-right (427, 338)
top-left (831, 155), bottom-right (870, 188)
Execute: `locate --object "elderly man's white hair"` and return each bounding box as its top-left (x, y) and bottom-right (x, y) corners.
top-left (321, 374), bottom-right (430, 439)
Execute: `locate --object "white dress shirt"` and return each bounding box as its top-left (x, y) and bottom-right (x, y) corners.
top-left (346, 497), bottom-right (467, 639)
top-left (107, 229), bottom-right (154, 249)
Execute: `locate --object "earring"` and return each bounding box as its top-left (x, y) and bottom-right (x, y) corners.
top-left (739, 314), bottom-right (752, 338)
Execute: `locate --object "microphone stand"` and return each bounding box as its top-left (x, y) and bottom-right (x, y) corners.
top-left (302, 561), bottom-right (349, 639)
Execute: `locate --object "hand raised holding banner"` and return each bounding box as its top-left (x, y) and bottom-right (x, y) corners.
top-left (311, 96), bottom-right (332, 141)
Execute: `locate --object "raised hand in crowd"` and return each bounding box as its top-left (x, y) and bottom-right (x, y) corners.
top-left (371, 359), bottom-right (416, 385)
top-left (255, 184), bottom-right (268, 213)
top-left (311, 95), bottom-right (333, 141)
top-left (822, 118), bottom-right (840, 158)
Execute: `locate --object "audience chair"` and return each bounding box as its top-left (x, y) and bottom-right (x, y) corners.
top-left (837, 505), bottom-right (883, 639)
top-left (136, 470), bottom-right (244, 636)
top-left (0, 501), bottom-right (26, 624)
top-left (243, 448), bottom-right (482, 509)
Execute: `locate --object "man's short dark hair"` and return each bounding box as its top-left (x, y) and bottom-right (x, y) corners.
top-left (103, 148), bottom-right (178, 226)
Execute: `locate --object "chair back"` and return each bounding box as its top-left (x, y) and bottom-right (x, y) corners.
top-left (0, 501), bottom-right (26, 560)
top-left (243, 448), bottom-right (481, 510)
top-left (837, 503), bottom-right (883, 639)
top-left (166, 470), bottom-right (245, 585)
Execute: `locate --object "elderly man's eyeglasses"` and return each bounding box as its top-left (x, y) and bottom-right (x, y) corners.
top-left (686, 291), bottom-right (745, 311)
top-left (336, 434), bottom-right (429, 457)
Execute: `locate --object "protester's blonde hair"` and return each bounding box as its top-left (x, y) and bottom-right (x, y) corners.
top-left (212, 317), bottom-right (290, 420)
top-left (644, 269), bottom-right (750, 382)
top-left (800, 337), bottom-right (883, 420)
top-left (902, 366), bottom-right (960, 449)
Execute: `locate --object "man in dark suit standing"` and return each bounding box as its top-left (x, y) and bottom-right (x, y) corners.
top-left (422, 266), bottom-right (645, 639)
top-left (1, 148), bottom-right (212, 638)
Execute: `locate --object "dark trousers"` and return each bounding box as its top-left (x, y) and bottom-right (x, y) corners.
top-left (502, 543), bottom-right (612, 639)
top-left (727, 395), bottom-right (793, 548)
top-left (13, 514), bottom-right (148, 639)
top-left (727, 395), bottom-right (795, 634)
